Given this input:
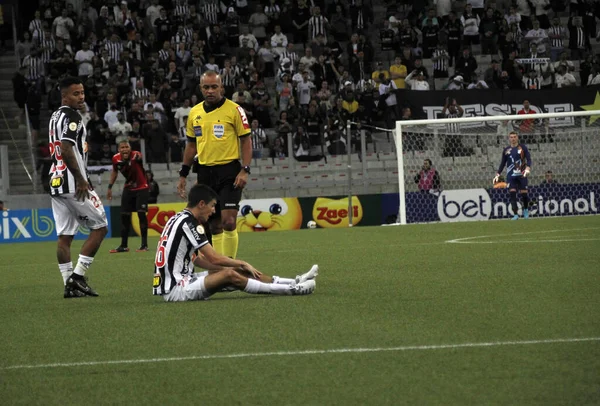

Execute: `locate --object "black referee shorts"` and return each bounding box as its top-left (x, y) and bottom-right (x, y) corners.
top-left (121, 188), bottom-right (150, 213)
top-left (196, 160), bottom-right (242, 218)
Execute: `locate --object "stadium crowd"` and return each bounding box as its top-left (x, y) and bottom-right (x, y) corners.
top-left (12, 0), bottom-right (600, 166)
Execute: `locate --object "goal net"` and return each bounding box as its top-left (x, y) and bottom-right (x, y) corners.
top-left (393, 110), bottom-right (600, 224)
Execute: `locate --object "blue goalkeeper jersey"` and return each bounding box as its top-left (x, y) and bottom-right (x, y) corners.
top-left (497, 144), bottom-right (532, 178)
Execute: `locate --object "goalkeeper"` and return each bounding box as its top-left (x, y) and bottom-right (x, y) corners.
top-left (494, 131), bottom-right (532, 220)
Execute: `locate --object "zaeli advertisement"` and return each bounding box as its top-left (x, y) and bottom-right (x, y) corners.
top-left (130, 195), bottom-right (378, 236)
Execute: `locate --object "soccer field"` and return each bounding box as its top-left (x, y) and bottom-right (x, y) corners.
top-left (1, 216), bottom-right (599, 405)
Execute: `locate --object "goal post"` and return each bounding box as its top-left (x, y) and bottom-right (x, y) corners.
top-left (393, 110), bottom-right (600, 225)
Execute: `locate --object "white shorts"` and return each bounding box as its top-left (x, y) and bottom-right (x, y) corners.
top-left (163, 273), bottom-right (211, 302)
top-left (51, 191), bottom-right (108, 236)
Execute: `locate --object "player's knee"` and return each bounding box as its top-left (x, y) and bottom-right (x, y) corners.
top-left (225, 268), bottom-right (244, 286)
top-left (210, 221), bottom-right (223, 235)
top-left (222, 217), bottom-right (236, 232)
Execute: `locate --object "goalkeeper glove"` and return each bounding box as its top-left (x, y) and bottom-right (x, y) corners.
top-left (493, 173), bottom-right (500, 184)
top-left (523, 168), bottom-right (530, 177)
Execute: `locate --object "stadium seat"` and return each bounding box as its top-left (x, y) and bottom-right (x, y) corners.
top-left (379, 152), bottom-right (396, 161)
top-left (367, 160), bottom-right (384, 170)
top-left (262, 176), bottom-right (283, 190)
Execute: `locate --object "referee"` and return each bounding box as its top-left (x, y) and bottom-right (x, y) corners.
top-left (177, 71), bottom-right (252, 259)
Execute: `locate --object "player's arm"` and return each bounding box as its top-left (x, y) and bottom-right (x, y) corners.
top-left (494, 151), bottom-right (507, 184)
top-left (199, 243), bottom-right (262, 279)
top-left (61, 114), bottom-right (90, 201)
top-left (107, 154), bottom-right (119, 200)
top-left (234, 105), bottom-right (252, 189)
top-left (523, 145), bottom-right (532, 176)
top-left (177, 114), bottom-right (198, 198)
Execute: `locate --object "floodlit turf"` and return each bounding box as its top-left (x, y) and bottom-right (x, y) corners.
top-left (1, 216), bottom-right (599, 405)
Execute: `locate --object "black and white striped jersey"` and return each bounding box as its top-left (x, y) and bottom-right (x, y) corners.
top-left (153, 210), bottom-right (209, 295)
top-left (445, 112), bottom-right (461, 134)
top-left (48, 106), bottom-right (88, 196)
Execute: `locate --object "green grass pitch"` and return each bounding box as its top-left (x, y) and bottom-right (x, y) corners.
top-left (1, 216), bottom-right (599, 405)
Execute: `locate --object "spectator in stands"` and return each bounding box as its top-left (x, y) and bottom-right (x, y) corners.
top-left (445, 75), bottom-right (465, 90)
top-left (467, 73), bottom-right (489, 89)
top-left (480, 7), bottom-right (500, 55)
top-left (554, 64), bottom-right (577, 87)
top-left (144, 119), bottom-right (168, 163)
top-left (548, 16), bottom-right (567, 62)
top-left (568, 15), bottom-right (590, 61)
top-left (145, 170), bottom-right (159, 204)
top-left (110, 112), bottom-right (133, 142)
top-left (405, 69), bottom-right (430, 90)
top-left (485, 59), bottom-right (503, 88)
top-left (553, 51), bottom-right (575, 72)
top-left (446, 11), bottom-right (463, 68)
top-left (525, 19), bottom-right (549, 55)
top-left (371, 61), bottom-right (389, 86)
top-left (414, 159), bottom-right (441, 193)
top-left (456, 47), bottom-right (478, 79)
top-left (293, 126), bottom-right (310, 160)
top-left (12, 66), bottom-right (29, 123)
top-left (36, 141), bottom-right (52, 193)
top-left (517, 100), bottom-right (537, 143)
top-left (97, 143), bottom-right (114, 166)
top-left (169, 134), bottom-right (184, 163)
top-left (541, 170), bottom-right (557, 185)
top-left (422, 16), bottom-right (440, 59)
top-left (0, 201), bottom-right (5, 211)
top-left (349, 0), bottom-right (372, 35)
top-left (461, 4), bottom-right (481, 47)
top-left (26, 85), bottom-right (42, 145)
top-left (292, 0), bottom-right (310, 44)
top-left (389, 56), bottom-right (407, 89)
top-left (52, 8), bottom-right (74, 42)
top-left (250, 119), bottom-right (267, 159)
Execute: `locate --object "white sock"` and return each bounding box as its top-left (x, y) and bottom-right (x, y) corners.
top-left (272, 276), bottom-right (296, 285)
top-left (59, 262), bottom-right (73, 285)
top-left (73, 255), bottom-right (94, 277)
top-left (244, 279), bottom-right (292, 295)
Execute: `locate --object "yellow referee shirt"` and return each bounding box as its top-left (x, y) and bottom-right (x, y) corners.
top-left (186, 98), bottom-right (251, 166)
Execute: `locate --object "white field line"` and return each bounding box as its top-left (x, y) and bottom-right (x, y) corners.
top-left (446, 227), bottom-right (600, 244)
top-left (2, 337), bottom-right (599, 371)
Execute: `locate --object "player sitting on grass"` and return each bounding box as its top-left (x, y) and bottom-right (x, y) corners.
top-left (153, 184), bottom-right (318, 302)
top-left (494, 131), bottom-right (532, 220)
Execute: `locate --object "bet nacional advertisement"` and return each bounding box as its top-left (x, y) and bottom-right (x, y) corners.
top-left (0, 208), bottom-right (112, 244)
top-left (381, 183), bottom-right (600, 224)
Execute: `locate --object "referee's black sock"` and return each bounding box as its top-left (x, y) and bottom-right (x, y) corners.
top-left (510, 191), bottom-right (518, 214)
top-left (138, 212), bottom-right (148, 247)
top-left (521, 193), bottom-right (530, 209)
top-left (121, 214), bottom-right (131, 248)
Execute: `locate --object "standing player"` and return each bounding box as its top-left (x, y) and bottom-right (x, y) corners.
top-left (48, 77), bottom-right (108, 298)
top-left (494, 131), bottom-right (532, 220)
top-left (154, 184), bottom-right (317, 302)
top-left (177, 71), bottom-right (252, 259)
top-left (106, 140), bottom-right (150, 252)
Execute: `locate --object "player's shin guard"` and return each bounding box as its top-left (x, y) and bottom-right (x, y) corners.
top-left (212, 233), bottom-right (224, 255)
top-left (222, 229), bottom-right (239, 259)
top-left (138, 212), bottom-right (148, 246)
top-left (510, 191), bottom-right (518, 214)
top-left (121, 214), bottom-right (132, 247)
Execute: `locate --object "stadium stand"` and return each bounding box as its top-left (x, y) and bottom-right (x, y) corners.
top-left (5, 0), bottom-right (600, 199)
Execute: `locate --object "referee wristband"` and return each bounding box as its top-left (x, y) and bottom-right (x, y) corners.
top-left (179, 164), bottom-right (191, 178)
top-left (108, 184), bottom-right (113, 190)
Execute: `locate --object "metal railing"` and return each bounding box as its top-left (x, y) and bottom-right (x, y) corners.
top-left (8, 2), bottom-right (38, 194)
